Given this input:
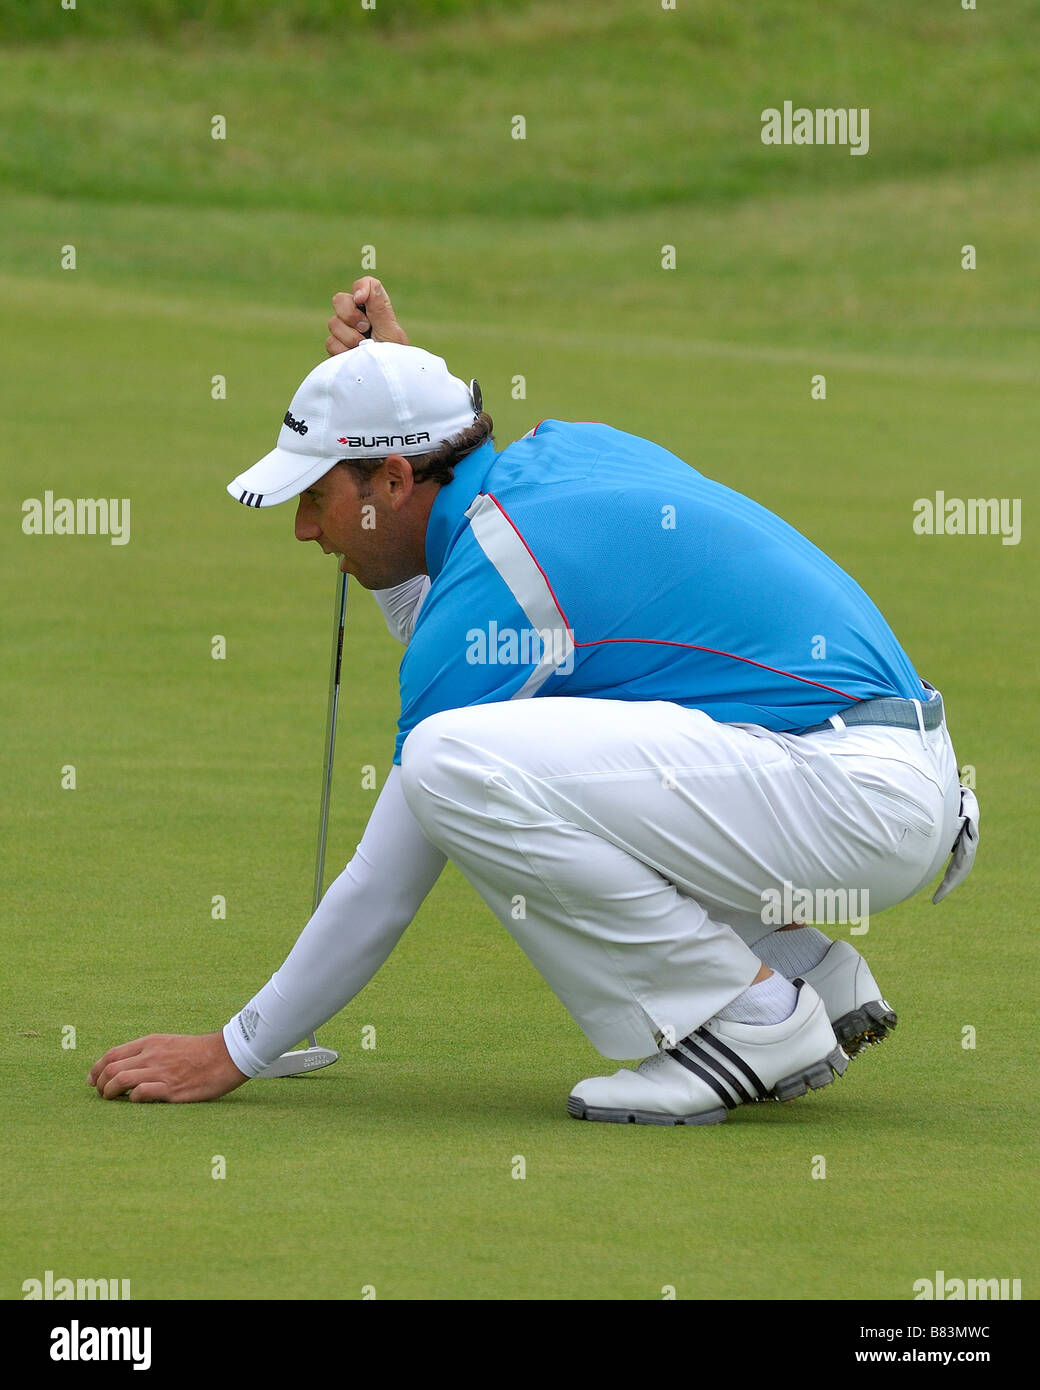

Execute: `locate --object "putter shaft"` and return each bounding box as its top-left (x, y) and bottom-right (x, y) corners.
top-left (306, 568), bottom-right (349, 1051)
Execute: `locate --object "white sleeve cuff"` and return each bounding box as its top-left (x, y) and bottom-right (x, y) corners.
top-left (223, 1016), bottom-right (264, 1077)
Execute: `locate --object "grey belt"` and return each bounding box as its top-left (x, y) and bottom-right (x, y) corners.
top-left (799, 692), bottom-right (944, 736)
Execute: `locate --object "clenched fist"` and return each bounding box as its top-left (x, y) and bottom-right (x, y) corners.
top-left (326, 276), bottom-right (410, 356)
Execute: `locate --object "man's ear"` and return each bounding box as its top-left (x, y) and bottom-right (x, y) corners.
top-left (383, 453), bottom-right (416, 508)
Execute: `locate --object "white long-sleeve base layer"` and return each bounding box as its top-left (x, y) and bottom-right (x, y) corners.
top-left (224, 762), bottom-right (446, 1076)
top-left (223, 578), bottom-right (439, 1077)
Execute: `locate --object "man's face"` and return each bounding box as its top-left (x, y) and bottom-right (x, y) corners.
top-left (293, 456), bottom-right (431, 589)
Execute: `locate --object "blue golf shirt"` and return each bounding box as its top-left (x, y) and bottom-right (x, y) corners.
top-left (393, 420), bottom-right (926, 765)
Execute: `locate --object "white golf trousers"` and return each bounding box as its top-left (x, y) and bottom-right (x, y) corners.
top-left (399, 696), bottom-right (963, 1059)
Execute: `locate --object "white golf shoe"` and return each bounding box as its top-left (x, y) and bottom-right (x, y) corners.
top-left (799, 939), bottom-right (897, 1058)
top-left (567, 980), bottom-right (847, 1126)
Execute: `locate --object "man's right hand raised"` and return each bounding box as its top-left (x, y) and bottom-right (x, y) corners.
top-left (327, 277), bottom-right (409, 355)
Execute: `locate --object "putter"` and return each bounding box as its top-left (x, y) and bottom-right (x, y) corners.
top-left (257, 567), bottom-right (349, 1078)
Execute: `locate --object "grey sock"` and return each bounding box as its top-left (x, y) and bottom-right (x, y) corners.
top-left (755, 925), bottom-right (832, 978)
top-left (715, 971), bottom-right (798, 1025)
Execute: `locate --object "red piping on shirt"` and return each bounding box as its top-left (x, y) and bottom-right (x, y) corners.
top-left (483, 492), bottom-right (856, 703)
top-left (526, 419), bottom-right (605, 437)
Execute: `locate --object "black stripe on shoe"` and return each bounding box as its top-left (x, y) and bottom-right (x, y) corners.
top-left (673, 1038), bottom-right (757, 1105)
top-left (688, 1028), bottom-right (769, 1100)
top-left (663, 1047), bottom-right (742, 1110)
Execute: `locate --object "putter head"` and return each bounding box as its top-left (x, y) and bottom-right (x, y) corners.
top-left (256, 1046), bottom-right (339, 1079)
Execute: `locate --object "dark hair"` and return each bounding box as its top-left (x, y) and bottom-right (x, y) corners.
top-left (336, 412), bottom-right (495, 497)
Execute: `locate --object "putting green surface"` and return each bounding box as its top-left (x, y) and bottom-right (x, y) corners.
top-left (2, 2), bottom-right (1037, 1301)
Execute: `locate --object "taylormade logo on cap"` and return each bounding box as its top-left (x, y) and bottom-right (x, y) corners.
top-left (227, 342), bottom-right (481, 508)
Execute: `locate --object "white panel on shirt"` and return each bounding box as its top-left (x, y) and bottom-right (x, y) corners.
top-left (463, 492), bottom-right (575, 699)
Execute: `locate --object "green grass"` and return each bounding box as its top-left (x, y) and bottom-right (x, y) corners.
top-left (1, 4), bottom-right (1038, 1301)
top-left (2, 2), bottom-right (1039, 217)
top-left (0, 0), bottom-right (514, 42)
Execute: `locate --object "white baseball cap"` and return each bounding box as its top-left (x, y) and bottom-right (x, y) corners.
top-left (227, 341), bottom-right (482, 508)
